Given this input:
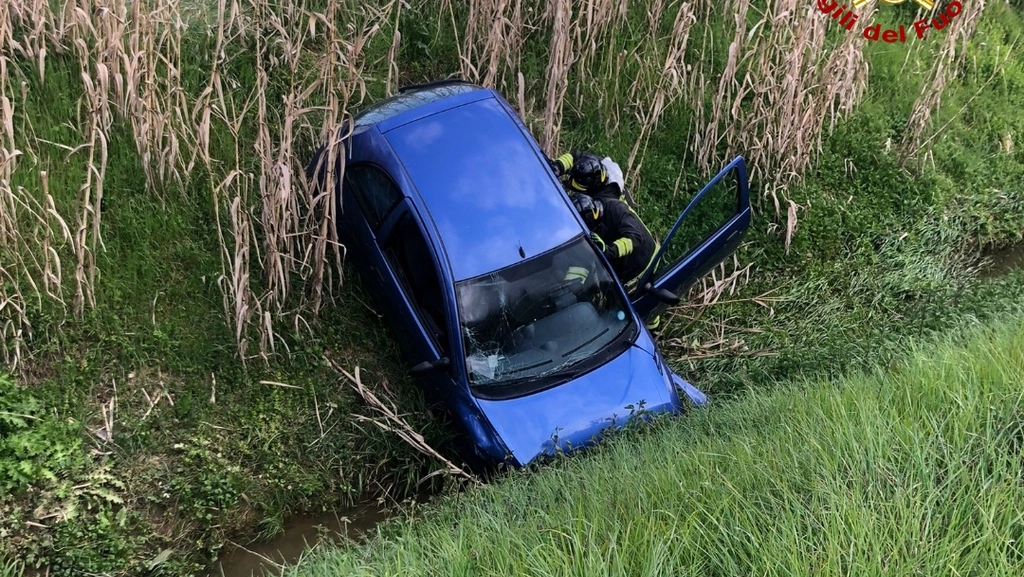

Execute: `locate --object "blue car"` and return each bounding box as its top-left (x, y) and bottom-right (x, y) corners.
top-left (307, 80), bottom-right (751, 469)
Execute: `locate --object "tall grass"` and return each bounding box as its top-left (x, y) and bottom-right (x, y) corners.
top-left (287, 313), bottom-right (1024, 576)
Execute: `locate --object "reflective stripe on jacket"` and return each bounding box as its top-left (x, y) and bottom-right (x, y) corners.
top-left (592, 198), bottom-right (658, 290)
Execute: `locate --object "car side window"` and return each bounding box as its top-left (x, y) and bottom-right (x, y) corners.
top-left (344, 164), bottom-right (403, 231)
top-left (650, 168), bottom-right (741, 282)
top-left (383, 212), bottom-right (449, 352)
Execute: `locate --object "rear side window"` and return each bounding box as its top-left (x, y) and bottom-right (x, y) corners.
top-left (343, 165), bottom-right (403, 231)
top-left (384, 211), bottom-right (449, 351)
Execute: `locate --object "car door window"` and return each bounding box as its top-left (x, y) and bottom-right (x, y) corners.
top-left (649, 167), bottom-right (741, 282)
top-left (344, 164), bottom-right (404, 231)
top-left (383, 211), bottom-right (449, 352)
top-left (629, 158), bottom-right (749, 320)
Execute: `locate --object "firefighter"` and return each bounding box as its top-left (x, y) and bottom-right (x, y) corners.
top-left (571, 193), bottom-right (663, 330)
top-left (548, 149), bottom-right (663, 329)
top-left (547, 150), bottom-right (630, 204)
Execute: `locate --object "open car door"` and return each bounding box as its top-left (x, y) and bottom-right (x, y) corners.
top-left (631, 156), bottom-right (752, 321)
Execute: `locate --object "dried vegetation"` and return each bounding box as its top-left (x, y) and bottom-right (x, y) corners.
top-left (1, 0), bottom-right (393, 369)
top-left (898, 0), bottom-right (992, 164)
top-left (0, 0), bottom-right (990, 368)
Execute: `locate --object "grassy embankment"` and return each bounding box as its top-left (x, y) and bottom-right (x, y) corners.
top-left (286, 310), bottom-right (1024, 576)
top-left (1, 0), bottom-right (1023, 574)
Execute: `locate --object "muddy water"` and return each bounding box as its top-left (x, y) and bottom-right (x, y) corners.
top-left (203, 501), bottom-right (392, 577)
top-left (979, 243), bottom-right (1024, 278)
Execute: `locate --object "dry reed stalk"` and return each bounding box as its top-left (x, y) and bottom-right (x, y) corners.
top-left (822, 0), bottom-right (875, 134)
top-left (481, 0), bottom-right (510, 87)
top-left (692, 0), bottom-right (748, 173)
top-left (602, 46), bottom-right (628, 136)
top-left (190, 0), bottom-right (233, 174)
top-left (252, 12), bottom-right (287, 360)
top-left (685, 0), bottom-right (872, 251)
top-left (15, 175), bottom-right (70, 308)
top-left (385, 0), bottom-right (402, 95)
top-left (121, 0), bottom-right (193, 196)
top-left (659, 257), bottom-right (777, 363)
top-left (751, 0), bottom-right (828, 185)
top-left (66, 5), bottom-right (116, 316)
top-left (569, 0), bottom-right (621, 112)
top-left (199, 0), bottom-right (397, 362)
top-left (0, 173), bottom-right (71, 370)
top-left (461, 0), bottom-right (482, 80)
top-left (682, 0), bottom-right (713, 154)
top-left (540, 0), bottom-right (574, 153)
top-left (2, 0), bottom-right (128, 366)
top-left (204, 0), bottom-right (276, 364)
top-left (303, 0), bottom-right (362, 306)
top-left (455, 0), bottom-right (534, 94)
top-left (296, 0), bottom-right (395, 332)
top-left (646, 0), bottom-right (667, 38)
top-left (1, 271), bottom-right (28, 369)
top-left (1, 10), bottom-right (27, 368)
top-left (664, 320), bottom-right (777, 364)
top-left (162, 0), bottom-right (248, 361)
top-left (214, 178), bottom-right (260, 362)
top-left (6, 0), bottom-right (883, 367)
top-left (0, 0), bottom-right (211, 365)
top-left (0, 149), bottom-right (26, 371)
top-left (898, 0), bottom-right (987, 164)
top-left (1, 64), bottom-right (17, 241)
top-left (2, 2), bottom-right (59, 350)
top-left (324, 355), bottom-right (482, 486)
top-left (624, 1), bottom-right (697, 189)
top-left (4, 0), bottom-right (49, 76)
top-left (682, 255), bottom-right (753, 322)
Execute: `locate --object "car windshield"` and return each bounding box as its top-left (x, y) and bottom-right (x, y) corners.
top-left (455, 234), bottom-right (633, 390)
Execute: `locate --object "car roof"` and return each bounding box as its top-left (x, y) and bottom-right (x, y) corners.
top-left (353, 81), bottom-right (484, 129)
top-left (378, 87), bottom-right (584, 282)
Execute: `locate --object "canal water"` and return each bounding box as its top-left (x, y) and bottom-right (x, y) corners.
top-left (203, 500), bottom-right (393, 577)
top-left (979, 242), bottom-right (1024, 278)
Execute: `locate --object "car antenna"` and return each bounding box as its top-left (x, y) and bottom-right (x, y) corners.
top-left (518, 243), bottom-right (526, 259)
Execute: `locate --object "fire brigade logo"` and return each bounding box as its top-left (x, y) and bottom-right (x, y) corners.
top-left (817, 0), bottom-right (963, 42)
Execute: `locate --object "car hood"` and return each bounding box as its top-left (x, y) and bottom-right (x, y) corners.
top-left (472, 339), bottom-right (679, 467)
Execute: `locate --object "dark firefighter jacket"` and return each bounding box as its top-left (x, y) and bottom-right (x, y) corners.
top-left (592, 198), bottom-right (659, 291)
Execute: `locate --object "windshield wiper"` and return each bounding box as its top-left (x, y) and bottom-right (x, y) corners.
top-left (502, 358), bottom-right (553, 375)
top-left (560, 327), bottom-right (610, 359)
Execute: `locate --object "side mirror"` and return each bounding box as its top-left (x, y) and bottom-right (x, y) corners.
top-left (410, 357), bottom-right (451, 376)
top-left (643, 283), bottom-right (680, 305)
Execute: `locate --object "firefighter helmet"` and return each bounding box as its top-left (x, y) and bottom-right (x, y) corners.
top-left (568, 152), bottom-right (607, 192)
top-left (571, 193), bottom-right (604, 229)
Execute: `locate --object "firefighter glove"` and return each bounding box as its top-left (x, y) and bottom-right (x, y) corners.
top-left (548, 157), bottom-right (564, 177)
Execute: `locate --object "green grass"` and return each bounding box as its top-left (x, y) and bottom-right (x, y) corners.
top-left (286, 311), bottom-right (1024, 577)
top-left (0, 557), bottom-right (23, 577)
